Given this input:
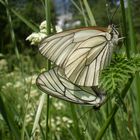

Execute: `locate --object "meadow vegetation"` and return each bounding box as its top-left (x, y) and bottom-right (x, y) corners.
top-left (0, 0), bottom-right (140, 139)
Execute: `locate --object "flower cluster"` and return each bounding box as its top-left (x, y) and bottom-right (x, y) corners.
top-left (53, 100), bottom-right (65, 110)
top-left (50, 116), bottom-right (73, 132)
top-left (26, 21), bottom-right (62, 45)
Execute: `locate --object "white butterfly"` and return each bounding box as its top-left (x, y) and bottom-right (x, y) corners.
top-left (36, 24), bottom-right (120, 107)
top-left (37, 67), bottom-right (105, 107)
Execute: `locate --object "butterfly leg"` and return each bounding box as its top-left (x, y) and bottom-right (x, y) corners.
top-left (91, 86), bottom-right (106, 109)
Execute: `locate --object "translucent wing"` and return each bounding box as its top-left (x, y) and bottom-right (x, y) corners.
top-left (36, 67), bottom-right (106, 106)
top-left (39, 27), bottom-right (113, 86)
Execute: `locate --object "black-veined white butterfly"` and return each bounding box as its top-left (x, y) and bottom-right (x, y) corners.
top-left (36, 24), bottom-right (120, 108)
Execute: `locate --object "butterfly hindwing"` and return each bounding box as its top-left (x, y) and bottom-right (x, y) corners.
top-left (36, 67), bottom-right (105, 106)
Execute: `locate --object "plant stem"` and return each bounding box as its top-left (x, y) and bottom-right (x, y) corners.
top-left (5, 0), bottom-right (20, 60)
top-left (127, 0), bottom-right (140, 120)
top-left (45, 0), bottom-right (51, 139)
top-left (0, 0), bottom-right (38, 32)
top-left (0, 94), bottom-right (21, 140)
top-left (83, 0), bottom-right (96, 26)
top-left (127, 0), bottom-right (137, 53)
top-left (95, 77), bottom-right (134, 140)
top-left (31, 93), bottom-right (46, 140)
top-left (120, 0), bottom-right (130, 58)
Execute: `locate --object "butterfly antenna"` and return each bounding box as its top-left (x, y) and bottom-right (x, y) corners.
top-left (105, 0), bottom-right (111, 24)
top-left (110, 5), bottom-right (120, 24)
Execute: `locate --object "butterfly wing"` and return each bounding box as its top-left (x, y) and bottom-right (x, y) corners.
top-left (39, 27), bottom-right (113, 87)
top-left (63, 37), bottom-right (113, 87)
top-left (36, 67), bottom-right (105, 106)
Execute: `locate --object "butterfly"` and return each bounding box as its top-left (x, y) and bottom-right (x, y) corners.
top-left (36, 24), bottom-right (120, 108)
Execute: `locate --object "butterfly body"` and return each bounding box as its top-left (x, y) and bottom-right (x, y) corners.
top-left (36, 25), bottom-right (119, 107)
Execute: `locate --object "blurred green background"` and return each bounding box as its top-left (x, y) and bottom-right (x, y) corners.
top-left (0, 0), bottom-right (140, 140)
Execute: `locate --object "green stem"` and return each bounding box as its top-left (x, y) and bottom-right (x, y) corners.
top-left (83, 0), bottom-right (96, 26)
top-left (45, 0), bottom-right (51, 34)
top-left (120, 0), bottom-right (130, 58)
top-left (0, 94), bottom-right (21, 140)
top-left (95, 77), bottom-right (133, 140)
top-left (127, 0), bottom-right (140, 122)
top-left (79, 0), bottom-right (88, 26)
top-left (5, 0), bottom-right (20, 60)
top-left (21, 79), bottom-right (32, 140)
top-left (0, 0), bottom-right (38, 32)
top-left (127, 0), bottom-right (137, 53)
top-left (45, 0), bottom-right (51, 139)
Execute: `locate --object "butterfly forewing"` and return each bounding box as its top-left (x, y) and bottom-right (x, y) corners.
top-left (39, 27), bottom-right (112, 87)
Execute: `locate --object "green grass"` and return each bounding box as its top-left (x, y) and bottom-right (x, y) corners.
top-left (0, 0), bottom-right (140, 140)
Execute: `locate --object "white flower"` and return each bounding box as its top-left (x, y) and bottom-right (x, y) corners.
top-left (41, 119), bottom-right (46, 128)
top-left (53, 101), bottom-right (65, 110)
top-left (0, 59), bottom-right (8, 71)
top-left (26, 32), bottom-right (47, 45)
top-left (39, 21), bottom-right (47, 31)
top-left (55, 25), bottom-right (62, 33)
top-left (30, 89), bottom-right (38, 97)
top-left (31, 74), bottom-right (38, 85)
top-left (25, 114), bottom-right (33, 123)
top-left (40, 20), bottom-right (62, 33)
top-left (56, 127), bottom-right (61, 131)
top-left (14, 81), bottom-right (22, 88)
top-left (62, 116), bottom-right (73, 128)
top-left (26, 21), bottom-right (62, 45)
top-left (40, 68), bottom-right (46, 73)
top-left (6, 72), bottom-right (14, 77)
top-left (25, 75), bottom-right (38, 85)
top-left (62, 116), bottom-right (73, 124)
top-left (6, 82), bottom-right (12, 87)
top-left (40, 29), bottom-right (47, 34)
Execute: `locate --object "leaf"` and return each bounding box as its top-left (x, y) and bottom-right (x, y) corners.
top-left (99, 54), bottom-right (140, 95)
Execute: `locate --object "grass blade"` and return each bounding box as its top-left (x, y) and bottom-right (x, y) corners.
top-left (127, 0), bottom-right (137, 53)
top-left (0, 94), bottom-right (21, 140)
top-left (31, 93), bottom-right (46, 139)
top-left (83, 0), bottom-right (96, 26)
top-left (120, 0), bottom-right (130, 58)
top-left (95, 77), bottom-right (134, 140)
top-left (127, 0), bottom-right (140, 133)
top-left (5, 0), bottom-right (19, 60)
top-left (0, 0), bottom-right (39, 32)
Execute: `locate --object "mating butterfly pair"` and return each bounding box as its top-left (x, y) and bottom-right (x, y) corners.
top-left (36, 24), bottom-right (120, 108)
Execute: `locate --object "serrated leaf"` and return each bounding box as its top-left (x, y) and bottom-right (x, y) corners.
top-left (100, 54), bottom-right (140, 95)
